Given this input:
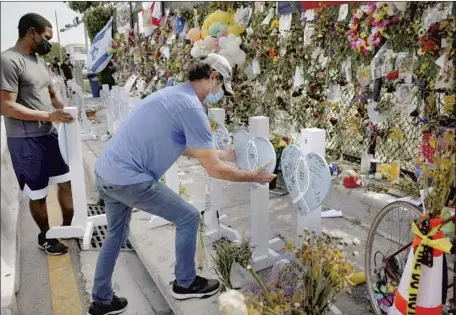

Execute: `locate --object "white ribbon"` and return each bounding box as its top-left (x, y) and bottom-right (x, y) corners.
top-left (291, 156), bottom-right (309, 204)
top-left (245, 139), bottom-right (258, 171)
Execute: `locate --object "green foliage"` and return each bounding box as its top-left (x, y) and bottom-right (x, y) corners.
top-left (212, 238), bottom-right (252, 289)
top-left (67, 1), bottom-right (101, 14)
top-left (83, 5), bottom-right (114, 41)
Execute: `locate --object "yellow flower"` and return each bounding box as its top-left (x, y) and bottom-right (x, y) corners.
top-left (429, 136), bottom-right (437, 149)
top-left (278, 139), bottom-right (287, 147)
top-left (443, 129), bottom-right (455, 144)
top-left (443, 95), bottom-right (455, 113)
top-left (210, 120), bottom-right (217, 132)
top-left (389, 127), bottom-right (404, 141)
top-left (272, 56), bottom-right (278, 64)
top-left (270, 19), bottom-right (279, 30)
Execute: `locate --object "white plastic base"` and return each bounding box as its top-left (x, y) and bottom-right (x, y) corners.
top-left (204, 214), bottom-right (242, 244)
top-left (252, 248), bottom-right (281, 271)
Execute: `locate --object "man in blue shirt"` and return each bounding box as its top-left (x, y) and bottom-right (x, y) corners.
top-left (88, 54), bottom-right (275, 315)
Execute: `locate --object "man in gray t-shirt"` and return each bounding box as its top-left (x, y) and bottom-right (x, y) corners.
top-left (0, 13), bottom-right (75, 256)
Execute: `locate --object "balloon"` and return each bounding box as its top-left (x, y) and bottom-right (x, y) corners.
top-left (234, 49), bottom-right (246, 66)
top-left (225, 55), bottom-right (235, 67)
top-left (219, 23), bottom-right (229, 32)
top-left (204, 36), bottom-right (217, 51)
top-left (209, 22), bottom-right (220, 36)
top-left (219, 49), bottom-right (227, 56)
top-left (227, 24), bottom-right (245, 36)
top-left (190, 47), bottom-right (198, 58)
top-left (226, 41), bottom-right (240, 55)
top-left (218, 11), bottom-right (231, 24)
top-left (187, 28), bottom-right (202, 42)
top-left (235, 36), bottom-right (242, 46)
top-left (227, 33), bottom-right (237, 42)
top-left (219, 36), bottom-right (228, 49)
top-left (201, 29), bottom-right (209, 39)
top-left (194, 39), bottom-right (204, 47)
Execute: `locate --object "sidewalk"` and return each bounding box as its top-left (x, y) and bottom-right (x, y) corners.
top-left (80, 101), bottom-right (402, 314)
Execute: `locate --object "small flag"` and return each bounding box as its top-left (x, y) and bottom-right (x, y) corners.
top-left (87, 17), bottom-right (113, 73)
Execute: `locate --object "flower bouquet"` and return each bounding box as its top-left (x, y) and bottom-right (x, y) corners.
top-left (219, 230), bottom-right (355, 315)
top-left (269, 133), bottom-right (291, 189)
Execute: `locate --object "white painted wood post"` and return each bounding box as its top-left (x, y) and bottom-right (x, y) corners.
top-left (102, 85), bottom-right (113, 134)
top-left (46, 107), bottom-right (87, 239)
top-left (148, 163), bottom-right (179, 228)
top-left (299, 128), bottom-right (325, 236)
top-left (205, 108), bottom-right (241, 244)
top-left (111, 86), bottom-right (121, 134)
top-left (249, 116), bottom-right (281, 271)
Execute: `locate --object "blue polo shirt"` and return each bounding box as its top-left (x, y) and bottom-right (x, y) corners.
top-left (95, 82), bottom-right (213, 185)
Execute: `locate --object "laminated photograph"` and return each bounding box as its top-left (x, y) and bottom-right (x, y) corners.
top-left (395, 52), bottom-right (409, 71)
top-left (341, 57), bottom-right (352, 83)
top-left (398, 72), bottom-right (413, 84)
top-left (434, 62), bottom-right (454, 90)
top-left (338, 4), bottom-right (349, 21)
top-left (303, 23), bottom-right (315, 47)
top-left (327, 83), bottom-right (342, 101)
top-left (395, 84), bottom-right (414, 112)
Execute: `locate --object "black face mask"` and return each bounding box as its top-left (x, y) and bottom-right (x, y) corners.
top-left (33, 37), bottom-right (52, 56)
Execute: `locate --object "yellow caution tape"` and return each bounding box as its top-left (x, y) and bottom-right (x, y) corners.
top-left (406, 222), bottom-right (452, 314)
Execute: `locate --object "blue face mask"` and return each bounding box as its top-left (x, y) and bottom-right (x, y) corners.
top-left (204, 88), bottom-right (224, 104)
top-left (204, 76), bottom-right (224, 104)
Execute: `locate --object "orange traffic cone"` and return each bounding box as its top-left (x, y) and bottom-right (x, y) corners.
top-left (389, 218), bottom-right (450, 315)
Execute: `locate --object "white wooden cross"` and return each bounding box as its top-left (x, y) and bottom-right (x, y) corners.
top-left (204, 108), bottom-right (241, 244)
top-left (47, 107), bottom-right (107, 249)
top-left (281, 128), bottom-right (331, 246)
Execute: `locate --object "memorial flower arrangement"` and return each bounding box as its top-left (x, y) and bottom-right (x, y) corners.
top-left (111, 1), bottom-right (455, 187)
top-left (218, 229), bottom-right (356, 315)
top-left (212, 237), bottom-right (252, 290)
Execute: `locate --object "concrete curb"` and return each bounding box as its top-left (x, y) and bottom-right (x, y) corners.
top-left (1, 121), bottom-right (21, 315)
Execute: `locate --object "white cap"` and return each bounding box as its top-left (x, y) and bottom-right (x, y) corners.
top-left (199, 53), bottom-right (234, 96)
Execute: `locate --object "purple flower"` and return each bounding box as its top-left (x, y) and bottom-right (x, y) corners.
top-left (330, 48), bottom-right (335, 55)
top-left (284, 286), bottom-right (294, 297)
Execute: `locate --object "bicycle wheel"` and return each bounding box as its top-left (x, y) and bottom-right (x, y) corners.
top-left (365, 201), bottom-right (422, 315)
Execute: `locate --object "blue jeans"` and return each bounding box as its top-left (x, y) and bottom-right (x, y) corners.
top-left (92, 173), bottom-right (200, 304)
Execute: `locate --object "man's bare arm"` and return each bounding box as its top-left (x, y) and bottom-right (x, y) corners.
top-left (0, 90), bottom-right (50, 121)
top-left (183, 148), bottom-right (231, 161)
top-left (0, 90), bottom-right (74, 123)
top-left (49, 87), bottom-right (65, 110)
top-left (183, 147), bottom-right (275, 184)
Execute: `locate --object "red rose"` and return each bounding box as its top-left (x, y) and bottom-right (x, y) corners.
top-left (386, 69), bottom-right (400, 81)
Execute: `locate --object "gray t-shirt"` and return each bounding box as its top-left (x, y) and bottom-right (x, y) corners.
top-left (1, 47), bottom-right (54, 138)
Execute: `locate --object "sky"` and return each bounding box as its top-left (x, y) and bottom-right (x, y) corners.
top-left (1, 1), bottom-right (86, 52)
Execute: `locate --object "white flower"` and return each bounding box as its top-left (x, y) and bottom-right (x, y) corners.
top-left (218, 290), bottom-right (248, 315)
top-left (391, 52), bottom-right (397, 59)
top-left (352, 237), bottom-right (361, 245)
top-left (304, 80), bottom-right (309, 85)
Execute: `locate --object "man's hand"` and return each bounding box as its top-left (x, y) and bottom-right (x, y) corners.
top-left (251, 161), bottom-right (276, 184)
top-left (49, 109), bottom-right (74, 123)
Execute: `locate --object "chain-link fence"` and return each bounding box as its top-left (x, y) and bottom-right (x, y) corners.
top-left (292, 87), bottom-right (448, 175)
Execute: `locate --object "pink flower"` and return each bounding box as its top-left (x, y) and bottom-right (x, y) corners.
top-left (362, 47), bottom-right (369, 54)
top-left (316, 71), bottom-right (325, 78)
top-left (391, 17), bottom-right (399, 24)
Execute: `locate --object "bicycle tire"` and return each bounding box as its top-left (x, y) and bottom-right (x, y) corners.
top-left (365, 201), bottom-right (422, 315)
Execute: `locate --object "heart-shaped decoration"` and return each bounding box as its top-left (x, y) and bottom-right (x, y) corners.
top-left (213, 123), bottom-right (231, 150)
top-left (234, 130), bottom-right (276, 173)
top-left (281, 145), bottom-right (331, 214)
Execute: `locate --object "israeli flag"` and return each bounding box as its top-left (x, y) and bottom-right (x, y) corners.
top-left (88, 17), bottom-right (113, 73)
